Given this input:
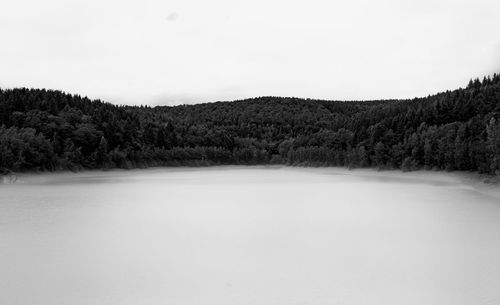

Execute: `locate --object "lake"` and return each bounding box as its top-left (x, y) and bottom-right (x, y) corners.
top-left (1, 167), bottom-right (499, 305)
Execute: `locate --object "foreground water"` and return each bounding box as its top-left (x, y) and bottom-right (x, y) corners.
top-left (1, 167), bottom-right (499, 305)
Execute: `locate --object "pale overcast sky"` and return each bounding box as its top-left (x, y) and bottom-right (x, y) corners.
top-left (1, 0), bottom-right (499, 105)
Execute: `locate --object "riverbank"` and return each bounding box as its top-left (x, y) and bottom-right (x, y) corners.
top-left (3, 165), bottom-right (499, 200)
top-left (303, 167), bottom-right (500, 200)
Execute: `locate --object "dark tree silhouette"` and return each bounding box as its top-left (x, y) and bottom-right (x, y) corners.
top-left (1, 74), bottom-right (499, 174)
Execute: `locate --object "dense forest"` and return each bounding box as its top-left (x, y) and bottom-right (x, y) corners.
top-left (1, 75), bottom-right (500, 175)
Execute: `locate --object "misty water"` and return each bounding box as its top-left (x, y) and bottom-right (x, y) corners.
top-left (1, 167), bottom-right (500, 305)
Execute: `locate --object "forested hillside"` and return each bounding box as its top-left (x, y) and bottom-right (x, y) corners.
top-left (1, 75), bottom-right (500, 174)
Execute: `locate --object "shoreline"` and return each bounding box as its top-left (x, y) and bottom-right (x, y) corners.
top-left (3, 165), bottom-right (499, 199)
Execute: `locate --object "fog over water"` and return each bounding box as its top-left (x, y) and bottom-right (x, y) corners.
top-left (1, 167), bottom-right (500, 305)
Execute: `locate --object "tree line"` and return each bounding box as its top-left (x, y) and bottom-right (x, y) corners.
top-left (1, 75), bottom-right (499, 175)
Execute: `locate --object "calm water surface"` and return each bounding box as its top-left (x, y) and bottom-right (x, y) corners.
top-left (1, 167), bottom-right (499, 305)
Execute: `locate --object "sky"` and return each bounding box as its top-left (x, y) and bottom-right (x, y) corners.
top-left (1, 0), bottom-right (499, 105)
